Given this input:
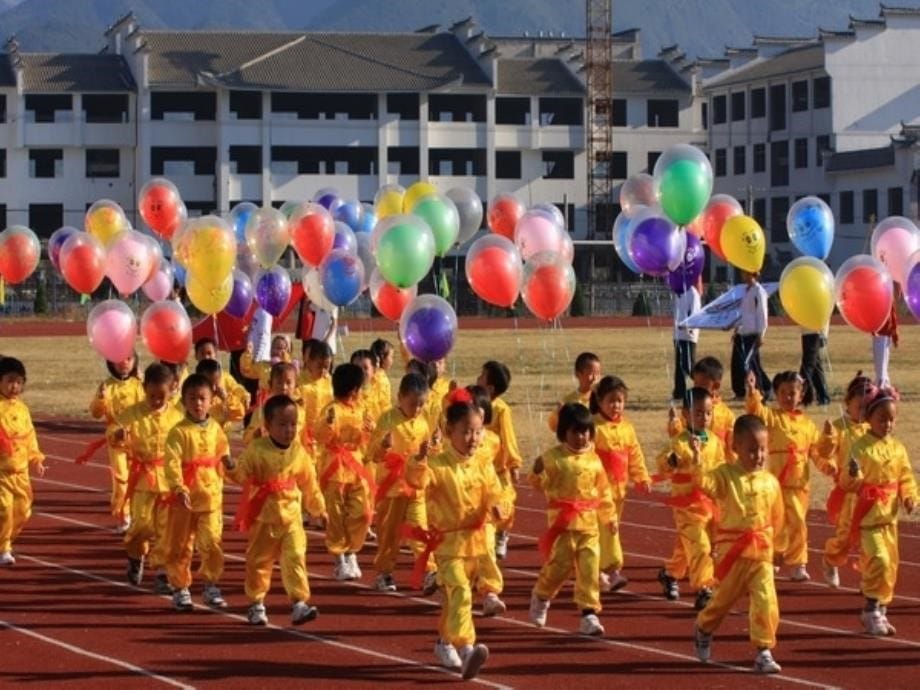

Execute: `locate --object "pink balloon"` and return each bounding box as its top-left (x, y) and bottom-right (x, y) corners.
top-left (105, 230), bottom-right (155, 297)
top-left (871, 216), bottom-right (920, 286)
top-left (142, 258), bottom-right (174, 302)
top-left (514, 210), bottom-right (565, 262)
top-left (87, 300), bottom-right (137, 362)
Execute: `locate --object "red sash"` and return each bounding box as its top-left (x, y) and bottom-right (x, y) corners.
top-left (848, 481), bottom-right (898, 548)
top-left (375, 452), bottom-right (412, 504)
top-left (234, 477), bottom-right (297, 532)
top-left (402, 519), bottom-right (485, 589)
top-left (825, 484), bottom-right (847, 525)
top-left (538, 498), bottom-right (602, 559)
top-left (664, 473), bottom-right (719, 521)
top-left (182, 456), bottom-right (220, 490)
top-left (714, 528), bottom-right (770, 581)
top-left (75, 436), bottom-right (108, 465)
top-left (319, 446), bottom-right (375, 493)
top-left (122, 457), bottom-right (165, 508)
top-left (773, 443), bottom-right (806, 486)
top-left (597, 448), bottom-right (628, 484)
top-left (0, 424), bottom-right (27, 458)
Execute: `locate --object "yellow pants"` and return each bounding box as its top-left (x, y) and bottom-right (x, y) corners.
top-left (664, 509), bottom-right (714, 589)
top-left (0, 471), bottom-right (32, 552)
top-left (245, 519), bottom-right (310, 603)
top-left (776, 487), bottom-right (809, 566)
top-left (373, 494), bottom-right (431, 575)
top-left (494, 471), bottom-right (517, 532)
top-left (599, 496), bottom-right (627, 572)
top-left (476, 522), bottom-right (504, 595)
top-left (165, 505), bottom-right (224, 590)
top-left (437, 555), bottom-right (480, 647)
top-left (859, 523), bottom-right (899, 606)
top-left (124, 491), bottom-right (168, 567)
top-left (697, 558), bottom-right (778, 650)
top-left (324, 481), bottom-right (371, 556)
top-left (108, 446), bottom-right (130, 520)
top-left (534, 530), bottom-right (601, 612)
top-left (824, 493), bottom-right (856, 568)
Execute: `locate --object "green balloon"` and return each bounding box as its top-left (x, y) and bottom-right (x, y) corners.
top-left (658, 159), bottom-right (712, 225)
top-left (375, 221), bottom-right (435, 288)
top-left (412, 196), bottom-right (460, 257)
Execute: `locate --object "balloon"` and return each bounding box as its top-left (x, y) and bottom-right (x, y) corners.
top-left (332, 222), bottom-right (357, 254)
top-left (104, 229), bottom-right (155, 296)
top-left (721, 215), bottom-right (766, 273)
top-left (466, 235), bottom-right (523, 308)
top-left (320, 249), bottom-right (365, 306)
top-left (402, 181), bottom-right (438, 213)
top-left (653, 144), bottom-right (713, 225)
top-left (779, 257), bottom-right (835, 331)
top-left (0, 226), bottom-right (41, 284)
top-left (161, 202), bottom-right (188, 242)
top-left (787, 196), bottom-right (834, 260)
top-left (138, 178), bottom-right (183, 239)
top-left (85, 199), bottom-right (130, 247)
top-left (532, 203), bottom-right (566, 231)
top-left (834, 255), bottom-right (893, 334)
top-left (313, 187), bottom-right (343, 213)
top-left (355, 232), bottom-right (374, 291)
top-left (487, 194), bottom-right (525, 240)
top-left (666, 233), bottom-right (705, 294)
top-left (87, 300), bottom-right (137, 363)
top-left (229, 201), bottom-right (258, 244)
top-left (374, 184), bottom-right (405, 219)
top-left (255, 266), bottom-right (292, 317)
top-left (522, 251), bottom-right (576, 321)
top-left (303, 267), bottom-right (336, 313)
top-left (369, 268), bottom-right (416, 321)
top-left (187, 272), bottom-right (233, 315)
top-left (172, 260), bottom-right (187, 287)
top-left (412, 194), bottom-right (460, 256)
top-left (142, 234), bottom-right (165, 283)
top-left (356, 203), bottom-right (377, 234)
top-left (559, 230), bottom-right (574, 265)
top-left (627, 210), bottom-right (686, 276)
top-left (613, 211), bottom-right (642, 274)
top-left (905, 250), bottom-right (920, 320)
top-left (870, 216), bottom-right (920, 286)
top-left (225, 269), bottom-right (254, 318)
top-left (245, 207), bottom-right (289, 268)
top-left (399, 294), bottom-right (457, 362)
top-left (278, 200), bottom-right (300, 220)
top-left (141, 300), bottom-right (192, 364)
top-left (334, 199), bottom-right (364, 231)
top-left (289, 202), bottom-right (335, 268)
top-left (514, 209), bottom-right (565, 262)
top-left (619, 173), bottom-right (658, 215)
top-left (184, 215), bottom-right (237, 284)
top-left (142, 258), bottom-right (174, 302)
top-left (689, 194), bottom-right (743, 261)
top-left (447, 187), bottom-right (484, 245)
top-left (374, 215), bottom-right (436, 288)
top-left (60, 232), bottom-right (106, 294)
top-left (48, 226), bottom-right (80, 271)
top-left (236, 242), bottom-right (259, 280)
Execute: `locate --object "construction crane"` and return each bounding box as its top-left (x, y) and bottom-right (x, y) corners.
top-left (584, 0), bottom-right (614, 242)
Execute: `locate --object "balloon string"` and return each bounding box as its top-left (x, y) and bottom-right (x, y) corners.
top-left (512, 315), bottom-right (540, 462)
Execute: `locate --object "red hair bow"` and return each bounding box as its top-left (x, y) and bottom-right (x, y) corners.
top-left (447, 388), bottom-right (473, 405)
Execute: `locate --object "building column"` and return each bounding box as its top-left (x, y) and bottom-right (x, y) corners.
top-left (377, 93), bottom-right (388, 187)
top-left (215, 89), bottom-right (229, 213)
top-left (419, 93), bottom-right (429, 179)
top-left (261, 92), bottom-right (271, 205)
top-left (485, 93), bottom-right (496, 206)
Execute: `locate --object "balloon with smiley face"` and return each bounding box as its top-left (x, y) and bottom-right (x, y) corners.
top-left (105, 229), bottom-right (156, 297)
top-left (721, 215), bottom-right (766, 274)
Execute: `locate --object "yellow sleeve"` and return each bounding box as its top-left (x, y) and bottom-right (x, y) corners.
top-left (297, 450), bottom-right (326, 517)
top-left (239, 352), bottom-right (262, 381)
top-left (655, 443), bottom-right (674, 478)
top-left (595, 465), bottom-right (616, 526)
top-left (24, 410), bottom-right (44, 465)
top-left (547, 404), bottom-right (560, 432)
top-left (365, 415), bottom-right (391, 465)
top-left (808, 421), bottom-right (836, 475)
top-left (163, 427), bottom-right (186, 495)
top-left (406, 459), bottom-right (432, 491)
top-left (668, 415), bottom-right (684, 438)
top-left (89, 386), bottom-right (108, 420)
top-left (745, 389), bottom-right (776, 426)
top-left (627, 425), bottom-right (650, 483)
top-left (770, 478), bottom-right (785, 537)
top-left (498, 404), bottom-right (523, 470)
top-left (896, 447), bottom-right (918, 503)
top-left (694, 464), bottom-right (727, 499)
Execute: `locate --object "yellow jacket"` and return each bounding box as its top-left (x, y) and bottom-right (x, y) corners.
top-left (239, 351), bottom-right (275, 391)
top-left (841, 433), bottom-right (918, 528)
top-left (109, 401), bottom-right (184, 493)
top-left (529, 444), bottom-right (615, 532)
top-left (0, 397), bottom-right (44, 473)
top-left (670, 399), bottom-right (736, 455)
top-left (298, 371), bottom-right (333, 432)
top-left (372, 370), bottom-right (392, 414)
top-left (358, 385), bottom-right (387, 424)
top-left (210, 373), bottom-right (249, 431)
top-left (548, 389), bottom-right (591, 432)
top-left (488, 397), bottom-right (522, 471)
top-left (816, 416), bottom-right (868, 475)
top-left (313, 400), bottom-right (371, 486)
top-left (656, 430), bottom-right (725, 518)
top-left (366, 407), bottom-right (430, 500)
top-left (475, 428), bottom-right (502, 475)
top-left (164, 417), bottom-right (230, 512)
top-left (593, 414), bottom-right (649, 499)
top-left (89, 376), bottom-right (145, 429)
top-left (243, 397), bottom-right (306, 446)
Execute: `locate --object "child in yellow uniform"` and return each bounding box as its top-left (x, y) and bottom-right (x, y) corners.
top-left (590, 375), bottom-right (650, 593)
top-left (692, 415), bottom-right (784, 674)
top-left (407, 359), bottom-right (445, 451)
top-left (529, 403), bottom-right (615, 636)
top-left (241, 334), bottom-right (293, 401)
top-left (195, 359), bottom-right (248, 435)
top-left (370, 338), bottom-right (396, 412)
top-left (746, 370), bottom-right (836, 581)
top-left (163, 374), bottom-right (233, 611)
top-left (657, 388), bottom-right (724, 610)
top-left (352, 349), bottom-right (387, 422)
top-left (817, 372), bottom-right (873, 588)
top-left (232, 395), bottom-right (327, 626)
top-left (314, 363), bottom-right (375, 581)
top-left (431, 357), bottom-right (452, 404)
top-left (87, 353), bottom-right (144, 533)
top-left (548, 352), bottom-right (602, 432)
top-left (669, 357), bottom-right (736, 455)
top-left (477, 360), bottom-right (522, 560)
top-left (298, 340), bottom-right (334, 451)
top-left (841, 388), bottom-right (918, 637)
top-left (110, 363), bottom-right (183, 590)
top-left (0, 357), bottom-right (45, 566)
top-left (406, 393), bottom-right (504, 680)
top-left (243, 363), bottom-right (304, 445)
top-left (195, 337), bottom-right (251, 405)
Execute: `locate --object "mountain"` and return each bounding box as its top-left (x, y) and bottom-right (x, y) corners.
top-left (0, 0), bottom-right (916, 58)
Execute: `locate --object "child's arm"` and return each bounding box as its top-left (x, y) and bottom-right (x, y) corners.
top-left (89, 381), bottom-right (108, 420)
top-left (744, 371), bottom-right (773, 423)
top-left (595, 467), bottom-right (617, 531)
top-left (313, 404), bottom-right (338, 448)
top-left (297, 450), bottom-right (327, 519)
top-left (404, 442), bottom-right (432, 491)
top-left (626, 426), bottom-right (651, 491)
top-left (840, 454), bottom-right (864, 493)
top-left (770, 476), bottom-right (785, 536)
top-left (497, 403), bottom-right (523, 475)
top-left (221, 384), bottom-right (248, 425)
top-left (23, 409), bottom-right (45, 476)
top-left (809, 420), bottom-right (837, 477)
top-left (667, 405), bottom-right (682, 438)
top-left (547, 404), bottom-right (561, 433)
top-left (528, 454), bottom-right (546, 490)
top-left (163, 428), bottom-right (192, 509)
top-left (239, 343), bottom-right (263, 381)
top-left (896, 446), bottom-right (918, 513)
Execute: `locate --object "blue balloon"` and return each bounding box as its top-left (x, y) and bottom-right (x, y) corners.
top-left (48, 225), bottom-right (80, 271)
top-left (334, 199), bottom-right (363, 231)
top-left (787, 196), bottom-right (834, 260)
top-left (229, 201), bottom-right (258, 244)
top-left (356, 203), bottom-right (377, 234)
top-left (613, 212), bottom-right (642, 274)
top-left (172, 260), bottom-right (187, 287)
top-left (320, 249), bottom-right (365, 306)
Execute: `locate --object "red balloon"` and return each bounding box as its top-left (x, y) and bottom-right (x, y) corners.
top-left (487, 195), bottom-right (525, 240)
top-left (139, 181), bottom-right (182, 238)
top-left (290, 204), bottom-right (335, 268)
top-left (61, 237), bottom-right (106, 294)
top-left (524, 263), bottom-right (574, 321)
top-left (375, 282), bottom-right (414, 320)
top-left (690, 196), bottom-right (743, 261)
top-left (836, 265), bottom-right (892, 333)
top-left (0, 231), bottom-right (40, 284)
top-left (141, 301), bottom-right (192, 364)
top-left (467, 245), bottom-right (522, 308)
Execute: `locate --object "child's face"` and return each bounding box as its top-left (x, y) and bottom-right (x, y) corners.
top-left (398, 389), bottom-right (428, 420)
top-left (145, 381), bottom-right (172, 410)
top-left (734, 428), bottom-right (769, 472)
top-left (868, 401), bottom-right (896, 438)
top-left (204, 371), bottom-right (221, 391)
top-left (270, 370), bottom-right (297, 398)
top-left (196, 343), bottom-right (217, 361)
top-left (183, 385), bottom-right (212, 422)
top-left (306, 355), bottom-right (332, 379)
top-left (447, 410), bottom-right (483, 457)
top-left (576, 360), bottom-right (602, 392)
top-left (114, 355), bottom-right (136, 376)
top-left (270, 337), bottom-right (289, 360)
top-left (354, 357), bottom-right (375, 385)
top-left (691, 373), bottom-right (719, 396)
top-left (266, 405), bottom-right (299, 447)
top-left (379, 348), bottom-right (394, 370)
top-left (776, 381), bottom-right (803, 413)
top-left (0, 373), bottom-right (24, 399)
top-left (846, 394), bottom-right (866, 422)
top-left (433, 358), bottom-right (446, 377)
top-left (564, 424), bottom-right (592, 452)
top-left (684, 397), bottom-right (713, 433)
top-left (599, 389), bottom-right (626, 421)
top-left (475, 369), bottom-right (494, 398)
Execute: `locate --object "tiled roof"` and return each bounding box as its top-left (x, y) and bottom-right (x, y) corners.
top-left (496, 58), bottom-right (583, 94)
top-left (612, 59), bottom-right (688, 93)
top-left (704, 44), bottom-right (824, 89)
top-left (15, 53), bottom-right (135, 92)
top-left (826, 145), bottom-right (895, 172)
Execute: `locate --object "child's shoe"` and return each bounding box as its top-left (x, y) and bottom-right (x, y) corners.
top-left (823, 562), bottom-right (839, 588)
top-left (459, 643), bottom-right (489, 680)
top-left (789, 564), bottom-right (810, 582)
top-left (579, 612), bottom-right (605, 636)
top-left (375, 573), bottom-right (397, 592)
top-left (879, 606), bottom-right (897, 635)
top-left (860, 608), bottom-right (888, 636)
top-left (333, 554), bottom-right (351, 581)
top-left (529, 591), bottom-right (550, 627)
top-left (0, 551), bottom-right (15, 567)
top-left (247, 602), bottom-right (268, 626)
top-left (202, 584), bottom-right (227, 609)
top-left (693, 624), bottom-right (712, 662)
top-left (434, 640), bottom-right (462, 670)
top-left (754, 649), bottom-right (781, 674)
top-left (495, 531), bottom-right (509, 560)
top-left (154, 571), bottom-right (172, 594)
top-left (114, 517), bottom-right (131, 535)
top-left (694, 587), bottom-right (713, 611)
top-left (481, 592), bottom-right (506, 617)
top-left (126, 557), bottom-right (143, 585)
top-left (608, 570), bottom-right (629, 592)
top-left (347, 553), bottom-right (362, 579)
top-left (291, 601), bottom-right (318, 625)
top-left (422, 570), bottom-right (439, 596)
top-left (172, 588), bottom-right (193, 612)
top-left (657, 568), bottom-right (679, 600)
top-left (598, 571), bottom-right (612, 593)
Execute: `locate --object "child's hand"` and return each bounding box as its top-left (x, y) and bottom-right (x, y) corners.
top-left (636, 480), bottom-right (651, 495)
top-left (491, 505), bottom-right (503, 521)
top-left (823, 419), bottom-right (834, 436)
top-left (431, 429), bottom-right (442, 447)
top-left (667, 452), bottom-right (679, 469)
top-left (363, 416), bottom-right (376, 434)
top-left (113, 428), bottom-right (126, 443)
top-left (221, 455), bottom-right (235, 471)
top-left (745, 371), bottom-right (756, 393)
top-left (381, 432), bottom-right (393, 451)
top-left (97, 382), bottom-right (106, 399)
top-left (532, 457), bottom-right (545, 475)
top-left (415, 441), bottom-right (430, 463)
top-left (668, 406), bottom-right (677, 423)
top-left (214, 386), bottom-right (227, 401)
top-left (607, 521), bottom-right (618, 535)
top-left (904, 497), bottom-right (915, 514)
top-left (510, 467), bottom-right (520, 484)
top-left (34, 463), bottom-right (46, 478)
top-left (325, 406), bottom-right (336, 425)
top-left (178, 491), bottom-right (192, 511)
top-left (848, 458), bottom-right (859, 477)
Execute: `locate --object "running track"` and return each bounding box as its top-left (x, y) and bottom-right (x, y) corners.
top-left (3, 419), bottom-right (919, 689)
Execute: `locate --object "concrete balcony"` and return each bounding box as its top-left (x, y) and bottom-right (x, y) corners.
top-left (268, 173), bottom-right (379, 202)
top-left (379, 122), bottom-right (421, 147)
top-left (494, 124), bottom-right (537, 150)
top-left (268, 117), bottom-right (379, 147)
top-left (166, 174), bottom-right (216, 201)
top-left (427, 122), bottom-right (488, 148)
top-left (220, 122), bottom-right (263, 146)
top-left (82, 122), bottom-right (135, 148)
top-left (23, 121), bottom-right (76, 148)
top-left (227, 174), bottom-right (262, 201)
top-left (534, 125), bottom-right (585, 150)
top-left (147, 121), bottom-right (219, 147)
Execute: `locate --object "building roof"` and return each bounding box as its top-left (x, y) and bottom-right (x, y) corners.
top-left (704, 43), bottom-right (824, 89)
top-left (612, 59), bottom-right (688, 93)
top-left (141, 30), bottom-right (492, 91)
top-left (826, 145), bottom-right (895, 173)
top-left (496, 57), bottom-right (583, 94)
top-left (11, 53), bottom-right (135, 92)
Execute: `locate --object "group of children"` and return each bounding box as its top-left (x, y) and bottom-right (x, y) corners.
top-left (0, 332), bottom-right (917, 680)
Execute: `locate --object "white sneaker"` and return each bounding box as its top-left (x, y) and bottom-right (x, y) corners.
top-left (609, 570), bottom-right (629, 592)
top-left (823, 563), bottom-right (840, 589)
top-left (880, 606), bottom-right (897, 635)
top-left (790, 565), bottom-right (810, 582)
top-left (495, 531), bottom-right (509, 560)
top-left (460, 643), bottom-right (489, 681)
top-left (434, 639), bottom-right (462, 670)
top-left (172, 588), bottom-right (193, 612)
top-left (529, 591), bottom-right (550, 627)
top-left (579, 612), bottom-right (605, 636)
top-left (375, 573), bottom-right (397, 592)
top-left (202, 584), bottom-right (227, 609)
top-left (860, 609), bottom-right (888, 636)
top-left (347, 553), bottom-right (362, 579)
top-left (366, 527), bottom-right (377, 542)
top-left (422, 570), bottom-right (439, 596)
top-left (291, 601), bottom-right (318, 625)
top-left (599, 571), bottom-right (612, 593)
top-left (482, 592), bottom-right (507, 617)
top-left (247, 602), bottom-right (268, 626)
top-left (693, 624), bottom-right (712, 663)
top-left (0, 551), bottom-right (15, 567)
top-left (333, 554), bottom-right (351, 581)
top-left (754, 648), bottom-right (782, 674)
top-left (114, 517), bottom-right (131, 535)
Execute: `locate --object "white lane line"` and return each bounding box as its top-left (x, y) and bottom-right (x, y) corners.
top-left (0, 618), bottom-right (196, 689)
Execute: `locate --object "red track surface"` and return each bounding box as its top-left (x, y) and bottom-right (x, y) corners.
top-left (4, 419), bottom-right (919, 689)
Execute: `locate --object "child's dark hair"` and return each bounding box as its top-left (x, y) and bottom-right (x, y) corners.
top-left (466, 384), bottom-right (493, 425)
top-left (481, 360), bottom-right (511, 397)
top-left (143, 362), bottom-right (175, 387)
top-left (350, 348), bottom-right (377, 368)
top-left (682, 386), bottom-right (712, 410)
top-left (271, 334), bottom-right (290, 350)
top-left (332, 363), bottom-right (365, 399)
top-left (407, 358), bottom-right (438, 388)
top-left (181, 372), bottom-right (212, 397)
top-left (398, 372), bottom-right (428, 397)
top-left (195, 358), bottom-right (222, 378)
top-left (589, 375), bottom-right (628, 414)
top-left (865, 386), bottom-right (899, 416)
top-left (574, 352), bottom-right (600, 373)
top-left (0, 356), bottom-right (26, 381)
top-left (105, 352), bottom-right (139, 380)
top-left (556, 402), bottom-right (594, 443)
top-left (772, 370), bottom-right (803, 394)
top-left (734, 414), bottom-right (766, 438)
top-left (303, 338), bottom-right (333, 361)
top-left (691, 356), bottom-right (724, 382)
top-left (194, 337), bottom-right (216, 356)
top-left (371, 338), bottom-right (394, 366)
top-left (269, 361), bottom-right (296, 385)
top-left (159, 361), bottom-right (181, 380)
top-left (444, 399), bottom-right (480, 428)
top-left (264, 394), bottom-right (296, 423)
top-left (845, 371), bottom-right (875, 403)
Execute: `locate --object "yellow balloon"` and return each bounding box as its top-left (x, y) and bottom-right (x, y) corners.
top-left (402, 181), bottom-right (439, 213)
top-left (86, 205), bottom-right (129, 247)
top-left (185, 218), bottom-right (236, 285)
top-left (721, 215), bottom-right (766, 273)
top-left (186, 272), bottom-right (233, 315)
top-left (779, 258), bottom-right (834, 331)
top-left (375, 185), bottom-right (405, 219)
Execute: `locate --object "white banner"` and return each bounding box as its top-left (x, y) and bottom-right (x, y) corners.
top-left (679, 282), bottom-right (779, 331)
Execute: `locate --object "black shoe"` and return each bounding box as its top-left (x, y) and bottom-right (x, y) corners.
top-left (694, 587), bottom-right (713, 611)
top-left (126, 558), bottom-right (143, 585)
top-left (657, 568), bottom-right (679, 601)
top-left (154, 572), bottom-right (173, 594)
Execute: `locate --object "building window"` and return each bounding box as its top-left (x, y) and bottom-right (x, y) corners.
top-left (770, 196), bottom-right (790, 242)
top-left (750, 87), bottom-right (766, 118)
top-left (151, 147), bottom-right (217, 175)
top-left (229, 91), bottom-right (262, 120)
top-left (816, 135), bottom-right (831, 167)
top-left (85, 149), bottom-right (120, 178)
top-left (25, 94), bottom-right (72, 123)
top-left (888, 187), bottom-right (904, 216)
top-left (28, 203), bottom-right (63, 238)
top-left (387, 147), bottom-right (419, 176)
top-left (271, 93), bottom-right (377, 120)
top-left (0, 149), bottom-right (5, 178)
top-left (813, 76), bottom-right (830, 109)
top-left (612, 99), bottom-right (627, 126)
top-left (83, 94), bottom-right (129, 123)
top-left (794, 138), bottom-right (808, 168)
top-left (733, 145), bottom-right (746, 175)
top-left (29, 149), bottom-right (63, 178)
top-left (229, 146), bottom-right (261, 174)
top-left (538, 98), bottom-right (582, 126)
top-left (387, 94), bottom-right (419, 120)
top-left (610, 151), bottom-right (627, 179)
top-left (752, 198), bottom-right (766, 227)
top-left (496, 97), bottom-right (530, 125)
top-left (769, 84), bottom-right (786, 131)
top-left (731, 92), bottom-right (745, 121)
top-left (428, 148), bottom-right (486, 176)
top-left (0, 94), bottom-right (5, 123)
top-left (712, 95), bottom-right (727, 124)
top-left (0, 204), bottom-right (5, 229)
top-left (770, 140), bottom-right (788, 186)
top-left (839, 191), bottom-right (854, 224)
top-left (271, 146), bottom-right (378, 175)
top-left (863, 189), bottom-right (878, 223)
top-left (495, 151), bottom-right (521, 179)
top-left (701, 101), bottom-right (708, 130)
top-left (817, 193), bottom-right (831, 206)
top-left (714, 148), bottom-right (727, 177)
top-left (647, 151), bottom-right (661, 172)
top-left (647, 99), bottom-right (678, 127)
top-left (792, 80), bottom-right (808, 112)
top-left (542, 151), bottom-right (575, 179)
top-left (753, 143), bottom-right (766, 173)
top-left (151, 91), bottom-right (216, 121)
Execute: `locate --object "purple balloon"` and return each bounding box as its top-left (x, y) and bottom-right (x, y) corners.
top-left (225, 269), bottom-right (253, 318)
top-left (402, 306), bottom-right (455, 361)
top-left (254, 266), bottom-right (292, 318)
top-left (628, 214), bottom-right (684, 277)
top-left (666, 233), bottom-right (705, 294)
top-left (906, 261), bottom-right (920, 320)
top-left (48, 226), bottom-right (80, 271)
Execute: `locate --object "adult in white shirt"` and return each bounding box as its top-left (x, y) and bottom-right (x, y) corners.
top-left (800, 327), bottom-right (830, 406)
top-left (730, 270), bottom-right (770, 399)
top-left (310, 303), bottom-right (339, 356)
top-left (672, 283), bottom-right (701, 402)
